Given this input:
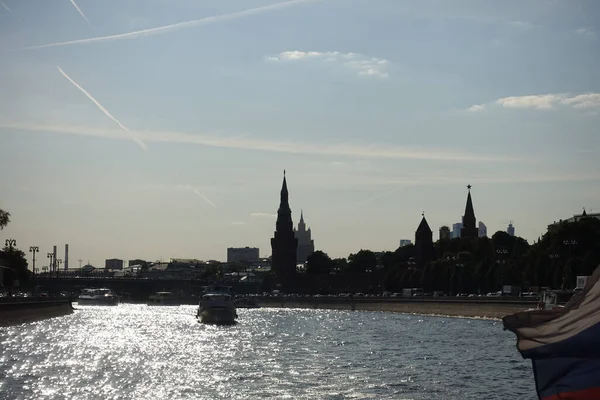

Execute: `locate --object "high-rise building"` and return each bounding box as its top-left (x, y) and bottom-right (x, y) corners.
top-left (414, 213), bottom-right (435, 267)
top-left (478, 221), bottom-right (487, 237)
top-left (439, 226), bottom-right (451, 241)
top-left (227, 247), bottom-right (260, 263)
top-left (460, 185), bottom-right (478, 238)
top-left (451, 223), bottom-right (463, 239)
top-left (294, 210), bottom-right (314, 264)
top-left (399, 239), bottom-right (412, 247)
top-left (507, 222), bottom-right (515, 237)
top-left (270, 171), bottom-right (298, 289)
top-left (105, 258), bottom-right (124, 270)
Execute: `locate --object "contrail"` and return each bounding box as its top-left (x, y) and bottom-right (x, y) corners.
top-left (19, 0), bottom-right (318, 50)
top-left (0, 1), bottom-right (11, 13)
top-left (56, 66), bottom-right (147, 151)
top-left (69, 0), bottom-right (92, 28)
top-left (192, 188), bottom-right (217, 208)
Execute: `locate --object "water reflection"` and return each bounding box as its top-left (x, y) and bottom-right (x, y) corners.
top-left (0, 305), bottom-right (535, 399)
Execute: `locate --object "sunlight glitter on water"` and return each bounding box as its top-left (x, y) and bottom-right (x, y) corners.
top-left (0, 305), bottom-right (536, 399)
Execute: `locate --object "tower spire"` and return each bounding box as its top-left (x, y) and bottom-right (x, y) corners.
top-left (300, 209), bottom-right (304, 223)
top-left (280, 171), bottom-right (288, 207)
top-left (460, 184), bottom-right (477, 238)
top-left (272, 171), bottom-right (297, 290)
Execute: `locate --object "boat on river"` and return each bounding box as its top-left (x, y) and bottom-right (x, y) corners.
top-left (234, 297), bottom-right (260, 309)
top-left (197, 285), bottom-right (237, 324)
top-left (77, 288), bottom-right (119, 306)
top-left (147, 291), bottom-right (181, 306)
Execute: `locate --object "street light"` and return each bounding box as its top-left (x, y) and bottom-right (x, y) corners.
top-left (29, 246), bottom-right (39, 272)
top-left (29, 246), bottom-right (39, 293)
top-left (5, 238), bottom-right (16, 249)
top-left (47, 252), bottom-right (54, 278)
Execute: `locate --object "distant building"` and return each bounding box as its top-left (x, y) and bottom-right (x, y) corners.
top-left (294, 210), bottom-right (315, 264)
top-left (105, 258), bottom-right (123, 270)
top-left (478, 221), bottom-right (488, 237)
top-left (507, 222), bottom-right (515, 237)
top-left (414, 214), bottom-right (435, 267)
top-left (547, 209), bottom-right (600, 232)
top-left (399, 239), bottom-right (412, 247)
top-left (460, 185), bottom-right (478, 239)
top-left (451, 223), bottom-right (463, 239)
top-left (227, 247), bottom-right (260, 263)
top-left (439, 226), bottom-right (451, 241)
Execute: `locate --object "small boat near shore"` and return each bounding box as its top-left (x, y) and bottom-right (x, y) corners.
top-left (197, 285), bottom-right (237, 324)
top-left (147, 291), bottom-right (180, 306)
top-left (234, 297), bottom-right (260, 309)
top-left (77, 288), bottom-right (119, 306)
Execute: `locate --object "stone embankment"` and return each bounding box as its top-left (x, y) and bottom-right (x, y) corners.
top-left (0, 298), bottom-right (74, 326)
top-left (257, 297), bottom-right (537, 319)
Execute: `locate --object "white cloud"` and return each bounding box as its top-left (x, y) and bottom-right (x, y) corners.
top-left (560, 93), bottom-right (600, 109)
top-left (496, 94), bottom-right (563, 110)
top-left (468, 93), bottom-right (600, 112)
top-left (0, 121), bottom-right (511, 162)
top-left (250, 213), bottom-right (277, 218)
top-left (267, 51), bottom-right (390, 78)
top-left (467, 104), bottom-right (485, 112)
top-left (576, 28), bottom-right (595, 37)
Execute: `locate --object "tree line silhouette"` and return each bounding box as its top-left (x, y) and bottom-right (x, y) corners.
top-left (302, 217), bottom-right (600, 294)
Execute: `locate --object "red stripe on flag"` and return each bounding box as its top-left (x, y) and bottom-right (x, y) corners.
top-left (543, 387), bottom-right (600, 400)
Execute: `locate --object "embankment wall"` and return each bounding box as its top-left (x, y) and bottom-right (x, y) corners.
top-left (257, 298), bottom-right (536, 319)
top-left (0, 299), bottom-right (74, 326)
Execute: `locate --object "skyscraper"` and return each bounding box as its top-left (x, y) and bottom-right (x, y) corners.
top-left (439, 226), bottom-right (451, 240)
top-left (451, 222), bottom-right (462, 239)
top-left (295, 210), bottom-right (314, 264)
top-left (460, 185), bottom-right (478, 238)
top-left (399, 239), bottom-right (412, 247)
top-left (271, 171), bottom-right (298, 288)
top-left (478, 221), bottom-right (487, 237)
top-left (507, 222), bottom-right (515, 237)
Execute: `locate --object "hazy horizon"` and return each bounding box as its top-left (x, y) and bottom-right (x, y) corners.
top-left (1, 0), bottom-right (599, 269)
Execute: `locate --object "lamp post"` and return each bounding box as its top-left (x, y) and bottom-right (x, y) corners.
top-left (5, 238), bottom-right (16, 250)
top-left (47, 252), bottom-right (54, 278)
top-left (29, 246), bottom-right (39, 293)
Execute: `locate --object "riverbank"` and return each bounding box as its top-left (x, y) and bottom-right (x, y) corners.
top-left (0, 298), bottom-right (74, 327)
top-left (257, 297), bottom-right (536, 319)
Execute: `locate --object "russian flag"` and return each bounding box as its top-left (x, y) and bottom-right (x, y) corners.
top-left (503, 265), bottom-right (600, 400)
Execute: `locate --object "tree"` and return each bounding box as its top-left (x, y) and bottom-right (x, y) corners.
top-left (0, 208), bottom-right (10, 230)
top-left (348, 250), bottom-right (377, 274)
top-left (0, 245), bottom-right (30, 291)
top-left (305, 251), bottom-right (333, 275)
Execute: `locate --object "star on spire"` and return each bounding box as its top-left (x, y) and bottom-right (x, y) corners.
top-left (467, 184), bottom-right (472, 190)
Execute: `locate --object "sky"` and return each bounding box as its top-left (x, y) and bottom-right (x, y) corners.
top-left (1, 0), bottom-right (599, 269)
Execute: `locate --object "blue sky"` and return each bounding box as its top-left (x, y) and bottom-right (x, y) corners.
top-left (1, 0), bottom-right (599, 268)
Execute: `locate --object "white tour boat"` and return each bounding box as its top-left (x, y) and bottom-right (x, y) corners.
top-left (147, 291), bottom-right (181, 306)
top-left (77, 288), bottom-right (119, 306)
top-left (197, 285), bottom-right (237, 324)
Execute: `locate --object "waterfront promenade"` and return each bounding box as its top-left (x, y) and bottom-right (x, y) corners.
top-left (256, 296), bottom-right (538, 319)
top-left (0, 297), bottom-right (73, 326)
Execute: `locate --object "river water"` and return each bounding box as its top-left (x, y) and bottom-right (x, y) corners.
top-left (0, 305), bottom-right (536, 399)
